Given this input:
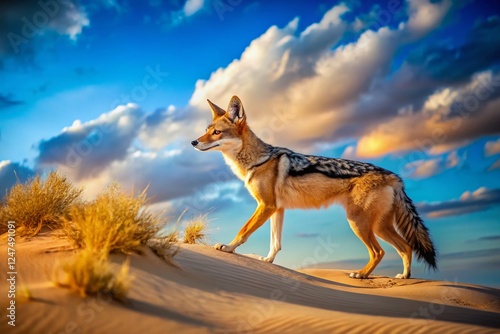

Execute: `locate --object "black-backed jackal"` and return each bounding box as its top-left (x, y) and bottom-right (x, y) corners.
top-left (192, 96), bottom-right (437, 279)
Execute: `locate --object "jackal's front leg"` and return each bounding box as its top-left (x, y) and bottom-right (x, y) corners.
top-left (214, 204), bottom-right (276, 253)
top-left (258, 208), bottom-right (284, 263)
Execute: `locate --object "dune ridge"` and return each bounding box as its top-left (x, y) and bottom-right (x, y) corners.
top-left (1, 231), bottom-right (499, 334)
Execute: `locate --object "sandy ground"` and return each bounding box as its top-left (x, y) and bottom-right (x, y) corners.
top-left (1, 231), bottom-right (499, 334)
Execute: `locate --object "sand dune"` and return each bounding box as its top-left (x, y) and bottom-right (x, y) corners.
top-left (1, 231), bottom-right (499, 333)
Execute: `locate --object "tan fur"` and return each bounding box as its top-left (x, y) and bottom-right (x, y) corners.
top-left (192, 96), bottom-right (434, 279)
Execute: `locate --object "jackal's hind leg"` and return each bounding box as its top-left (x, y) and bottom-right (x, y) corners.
top-left (347, 217), bottom-right (385, 279)
top-left (375, 221), bottom-right (412, 279)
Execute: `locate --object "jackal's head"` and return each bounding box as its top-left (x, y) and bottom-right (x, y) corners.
top-left (191, 95), bottom-right (246, 153)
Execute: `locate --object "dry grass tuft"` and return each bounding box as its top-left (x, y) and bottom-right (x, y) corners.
top-left (1, 173), bottom-right (174, 301)
top-left (147, 231), bottom-right (179, 263)
top-left (56, 249), bottom-right (132, 301)
top-left (17, 275), bottom-right (33, 302)
top-left (0, 171), bottom-right (82, 236)
top-left (183, 214), bottom-right (208, 244)
top-left (56, 183), bottom-right (170, 300)
top-left (63, 184), bottom-right (166, 254)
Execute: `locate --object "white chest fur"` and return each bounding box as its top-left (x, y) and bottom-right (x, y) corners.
top-left (222, 154), bottom-right (246, 181)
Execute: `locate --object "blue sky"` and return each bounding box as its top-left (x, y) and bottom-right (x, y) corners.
top-left (1, 0), bottom-right (499, 287)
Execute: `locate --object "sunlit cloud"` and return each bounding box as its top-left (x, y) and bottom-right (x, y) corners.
top-left (485, 138), bottom-right (500, 157)
top-left (418, 187), bottom-right (500, 218)
top-left (355, 71), bottom-right (500, 158)
top-left (488, 159), bottom-right (500, 171)
top-left (37, 104), bottom-right (144, 179)
top-left (404, 158), bottom-right (443, 178)
top-left (402, 150), bottom-right (463, 178)
top-left (2, 1), bottom-right (498, 216)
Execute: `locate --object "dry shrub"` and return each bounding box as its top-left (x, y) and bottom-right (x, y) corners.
top-left (147, 231), bottom-right (179, 263)
top-left (56, 249), bottom-right (131, 301)
top-left (183, 214), bottom-right (208, 244)
top-left (63, 184), bottom-right (166, 254)
top-left (57, 184), bottom-right (172, 300)
top-left (0, 172), bottom-right (82, 236)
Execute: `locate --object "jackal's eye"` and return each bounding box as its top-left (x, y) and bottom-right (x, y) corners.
top-left (213, 129), bottom-right (222, 135)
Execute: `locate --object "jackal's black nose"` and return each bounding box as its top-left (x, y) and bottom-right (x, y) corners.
top-left (191, 140), bottom-right (198, 146)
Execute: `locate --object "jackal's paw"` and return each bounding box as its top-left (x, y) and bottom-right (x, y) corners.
top-left (257, 256), bottom-right (274, 263)
top-left (349, 272), bottom-right (367, 279)
top-left (214, 243), bottom-right (233, 253)
top-left (395, 273), bottom-right (410, 279)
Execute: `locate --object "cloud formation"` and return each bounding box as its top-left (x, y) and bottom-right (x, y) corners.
top-left (21, 1), bottom-right (500, 213)
top-left (0, 93), bottom-right (23, 109)
top-left (33, 100), bottom-right (234, 207)
top-left (0, 160), bottom-right (36, 199)
top-left (37, 104), bottom-right (143, 179)
top-left (475, 235), bottom-right (500, 242)
top-left (185, 0), bottom-right (499, 158)
top-left (485, 138), bottom-right (500, 157)
top-left (488, 159), bottom-right (500, 171)
top-left (189, 4), bottom-right (352, 147)
top-left (0, 0), bottom-right (89, 59)
top-left (407, 15), bottom-right (500, 82)
top-left (355, 71), bottom-right (500, 157)
top-left (418, 187), bottom-right (500, 218)
top-left (402, 150), bottom-right (462, 178)
top-left (162, 0), bottom-right (206, 27)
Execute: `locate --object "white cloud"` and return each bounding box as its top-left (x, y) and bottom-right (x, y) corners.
top-left (167, 0), bottom-right (206, 27)
top-left (446, 150), bottom-right (460, 168)
top-left (404, 0), bottom-right (452, 39)
top-left (488, 159), bottom-right (500, 171)
top-left (72, 146), bottom-right (233, 208)
top-left (405, 158), bottom-right (443, 178)
top-left (189, 4), bottom-right (412, 149)
top-left (51, 1), bottom-right (89, 39)
top-left (37, 104), bottom-right (144, 179)
top-left (0, 0), bottom-right (89, 57)
top-left (418, 187), bottom-right (500, 218)
top-left (139, 105), bottom-right (192, 150)
top-left (185, 1), bottom-right (462, 154)
top-left (402, 151), bottom-right (463, 178)
top-left (485, 138), bottom-right (500, 156)
top-left (0, 160), bottom-right (11, 169)
top-left (31, 2), bottom-right (498, 211)
top-left (341, 145), bottom-right (357, 159)
top-left (183, 0), bottom-right (205, 16)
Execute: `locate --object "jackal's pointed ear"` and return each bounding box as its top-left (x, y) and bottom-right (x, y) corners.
top-left (207, 99), bottom-right (226, 118)
top-left (227, 95), bottom-right (245, 124)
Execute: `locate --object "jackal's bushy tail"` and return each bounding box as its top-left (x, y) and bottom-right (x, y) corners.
top-left (394, 186), bottom-right (437, 270)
